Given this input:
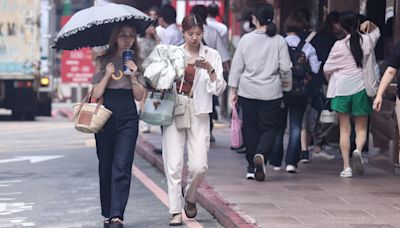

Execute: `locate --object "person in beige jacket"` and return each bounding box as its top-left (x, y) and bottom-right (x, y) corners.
top-left (162, 14), bottom-right (226, 226)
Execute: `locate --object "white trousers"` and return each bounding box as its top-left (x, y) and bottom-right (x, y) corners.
top-left (162, 95), bottom-right (210, 214)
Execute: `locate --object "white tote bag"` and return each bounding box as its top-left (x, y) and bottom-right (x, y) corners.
top-left (363, 34), bottom-right (380, 97)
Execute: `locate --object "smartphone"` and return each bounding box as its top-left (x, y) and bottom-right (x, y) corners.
top-left (194, 57), bottom-right (205, 66)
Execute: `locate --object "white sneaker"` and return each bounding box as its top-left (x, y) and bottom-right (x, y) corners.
top-left (246, 172), bottom-right (255, 179)
top-left (340, 167), bottom-right (352, 178)
top-left (312, 151), bottom-right (335, 160)
top-left (253, 154), bottom-right (266, 181)
top-left (273, 166), bottom-right (281, 171)
top-left (352, 150), bottom-right (365, 175)
top-left (286, 165), bottom-right (297, 173)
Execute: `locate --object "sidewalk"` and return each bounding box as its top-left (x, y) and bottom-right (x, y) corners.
top-left (137, 122), bottom-right (400, 228)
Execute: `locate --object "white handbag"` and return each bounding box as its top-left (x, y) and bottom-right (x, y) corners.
top-left (319, 110), bottom-right (337, 124)
top-left (174, 95), bottom-right (191, 130)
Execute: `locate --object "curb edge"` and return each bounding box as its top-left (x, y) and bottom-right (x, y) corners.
top-left (135, 136), bottom-right (258, 228)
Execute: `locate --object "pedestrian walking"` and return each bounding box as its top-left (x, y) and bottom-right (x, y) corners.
top-left (152, 4), bottom-right (184, 154)
top-left (269, 13), bottom-right (320, 174)
top-left (162, 14), bottom-right (226, 226)
top-left (191, 4), bottom-right (231, 143)
top-left (91, 22), bottom-right (146, 225)
top-left (158, 4), bottom-right (184, 46)
top-left (206, 3), bottom-right (228, 45)
top-left (373, 42), bottom-right (400, 162)
top-left (302, 11), bottom-right (342, 161)
top-left (324, 11), bottom-right (380, 178)
top-left (138, 11), bottom-right (159, 134)
top-left (228, 3), bottom-right (292, 181)
top-left (147, 6), bottom-right (164, 43)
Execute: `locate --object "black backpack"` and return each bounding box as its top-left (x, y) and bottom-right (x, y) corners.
top-left (287, 39), bottom-right (312, 97)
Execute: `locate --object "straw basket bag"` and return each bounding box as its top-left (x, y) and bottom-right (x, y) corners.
top-left (72, 91), bottom-right (112, 133)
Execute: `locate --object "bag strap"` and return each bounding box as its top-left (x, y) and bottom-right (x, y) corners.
top-left (367, 33), bottom-right (375, 53)
top-left (75, 87), bottom-right (104, 117)
top-left (295, 32), bottom-right (315, 52)
top-left (178, 69), bottom-right (197, 99)
top-left (296, 39), bottom-right (306, 52)
top-left (305, 31), bottom-right (317, 43)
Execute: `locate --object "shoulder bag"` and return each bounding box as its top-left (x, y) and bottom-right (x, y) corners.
top-left (72, 89), bottom-right (112, 134)
top-left (174, 78), bottom-right (195, 131)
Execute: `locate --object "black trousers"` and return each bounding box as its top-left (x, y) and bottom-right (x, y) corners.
top-left (95, 89), bottom-right (139, 220)
top-left (238, 96), bottom-right (284, 170)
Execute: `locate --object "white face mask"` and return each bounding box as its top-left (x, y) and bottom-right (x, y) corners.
top-left (242, 21), bottom-right (254, 33)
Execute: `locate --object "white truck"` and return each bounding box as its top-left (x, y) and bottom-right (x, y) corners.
top-left (0, 0), bottom-right (54, 120)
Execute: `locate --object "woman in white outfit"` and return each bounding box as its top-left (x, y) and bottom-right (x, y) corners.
top-left (162, 14), bottom-right (226, 226)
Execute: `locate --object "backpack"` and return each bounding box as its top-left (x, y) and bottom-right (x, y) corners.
top-left (287, 37), bottom-right (313, 97)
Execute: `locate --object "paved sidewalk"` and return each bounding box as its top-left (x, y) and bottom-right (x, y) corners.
top-left (138, 122), bottom-right (400, 228)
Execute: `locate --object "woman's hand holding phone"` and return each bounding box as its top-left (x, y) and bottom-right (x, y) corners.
top-left (194, 57), bottom-right (213, 72)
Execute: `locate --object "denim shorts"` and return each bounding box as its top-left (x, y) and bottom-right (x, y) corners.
top-left (331, 90), bottom-right (372, 116)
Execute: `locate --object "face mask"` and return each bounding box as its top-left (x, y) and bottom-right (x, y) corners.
top-left (242, 21), bottom-right (254, 33)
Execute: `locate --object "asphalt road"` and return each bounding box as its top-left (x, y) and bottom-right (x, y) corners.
top-left (0, 115), bottom-right (221, 228)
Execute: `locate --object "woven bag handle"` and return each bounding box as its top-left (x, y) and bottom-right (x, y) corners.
top-left (75, 88), bottom-right (104, 117)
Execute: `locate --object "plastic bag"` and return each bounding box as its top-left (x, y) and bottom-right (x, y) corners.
top-left (231, 105), bottom-right (243, 148)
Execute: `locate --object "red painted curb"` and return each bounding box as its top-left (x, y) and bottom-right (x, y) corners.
top-left (135, 136), bottom-right (258, 228)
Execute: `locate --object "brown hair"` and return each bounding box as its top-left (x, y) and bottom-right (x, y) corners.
top-left (106, 23), bottom-right (143, 72)
top-left (284, 13), bottom-right (307, 34)
top-left (181, 13), bottom-right (203, 32)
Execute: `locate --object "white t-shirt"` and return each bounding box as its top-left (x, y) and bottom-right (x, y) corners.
top-left (160, 24), bottom-right (184, 46)
top-left (285, 35), bottom-right (321, 74)
top-left (206, 17), bottom-right (228, 45)
top-left (203, 25), bottom-right (230, 62)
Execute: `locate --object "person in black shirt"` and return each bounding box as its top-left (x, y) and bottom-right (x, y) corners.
top-left (373, 42), bottom-right (400, 111)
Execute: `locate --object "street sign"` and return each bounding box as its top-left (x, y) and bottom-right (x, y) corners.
top-left (61, 48), bottom-right (94, 83)
top-left (60, 15), bottom-right (94, 84)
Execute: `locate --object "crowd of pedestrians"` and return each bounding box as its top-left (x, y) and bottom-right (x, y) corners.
top-left (89, 2), bottom-right (397, 226)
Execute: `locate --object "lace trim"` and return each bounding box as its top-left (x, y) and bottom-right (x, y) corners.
top-left (53, 15), bottom-right (152, 43)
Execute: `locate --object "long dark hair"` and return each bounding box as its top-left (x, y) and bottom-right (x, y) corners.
top-left (319, 11), bottom-right (339, 34)
top-left (107, 23), bottom-right (143, 72)
top-left (252, 3), bottom-right (277, 37)
top-left (340, 11), bottom-right (363, 68)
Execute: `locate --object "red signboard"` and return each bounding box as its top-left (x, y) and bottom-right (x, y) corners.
top-left (61, 48), bottom-right (94, 83)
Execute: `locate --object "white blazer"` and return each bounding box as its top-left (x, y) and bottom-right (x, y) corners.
top-left (180, 43), bottom-right (227, 115)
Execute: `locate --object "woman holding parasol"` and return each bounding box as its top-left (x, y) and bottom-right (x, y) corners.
top-left (53, 3), bottom-right (153, 225)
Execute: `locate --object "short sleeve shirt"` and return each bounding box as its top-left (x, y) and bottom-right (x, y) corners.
top-left (386, 42), bottom-right (400, 97)
top-left (91, 54), bottom-right (146, 89)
